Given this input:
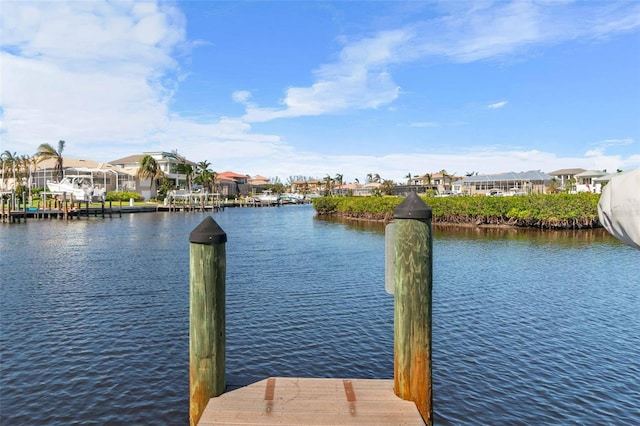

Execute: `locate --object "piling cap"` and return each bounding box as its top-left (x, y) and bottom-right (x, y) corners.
top-left (189, 216), bottom-right (227, 244)
top-left (393, 192), bottom-right (432, 220)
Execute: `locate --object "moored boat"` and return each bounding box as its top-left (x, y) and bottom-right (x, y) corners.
top-left (47, 175), bottom-right (106, 201)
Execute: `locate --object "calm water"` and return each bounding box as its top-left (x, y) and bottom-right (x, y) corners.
top-left (1, 204), bottom-right (638, 425)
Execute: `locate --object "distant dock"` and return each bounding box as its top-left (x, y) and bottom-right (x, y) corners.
top-left (1, 197), bottom-right (312, 223)
top-left (1, 203), bottom-right (216, 223)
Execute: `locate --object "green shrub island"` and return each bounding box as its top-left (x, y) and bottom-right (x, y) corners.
top-left (105, 191), bottom-right (145, 202)
top-left (313, 193), bottom-right (601, 229)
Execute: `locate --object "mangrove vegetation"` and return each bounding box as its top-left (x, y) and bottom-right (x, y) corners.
top-left (313, 193), bottom-right (601, 229)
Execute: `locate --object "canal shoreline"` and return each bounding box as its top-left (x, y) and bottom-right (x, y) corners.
top-left (1, 199), bottom-right (308, 223)
top-left (4, 201), bottom-right (604, 231)
top-left (317, 211), bottom-right (605, 230)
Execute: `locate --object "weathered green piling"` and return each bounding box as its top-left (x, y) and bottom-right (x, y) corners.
top-left (393, 192), bottom-right (433, 425)
top-left (189, 217), bottom-right (227, 426)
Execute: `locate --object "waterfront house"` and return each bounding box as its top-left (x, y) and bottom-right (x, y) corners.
top-left (354, 181), bottom-right (382, 196)
top-left (247, 175), bottom-right (270, 195)
top-left (216, 171), bottom-right (249, 198)
top-left (248, 175), bottom-right (270, 186)
top-left (411, 173), bottom-right (442, 191)
top-left (31, 157), bottom-right (135, 195)
top-left (290, 179), bottom-right (323, 195)
top-left (592, 172), bottom-right (619, 188)
top-left (411, 172), bottom-right (462, 194)
top-left (110, 151), bottom-right (197, 200)
top-left (333, 182), bottom-right (363, 196)
top-left (573, 170), bottom-right (608, 194)
top-left (457, 170), bottom-right (552, 195)
top-left (548, 168), bottom-right (586, 192)
top-left (431, 172), bottom-right (448, 193)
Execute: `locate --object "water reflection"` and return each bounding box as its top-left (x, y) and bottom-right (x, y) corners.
top-left (317, 214), bottom-right (622, 247)
top-left (1, 207), bottom-right (638, 425)
top-left (314, 215), bottom-right (386, 234)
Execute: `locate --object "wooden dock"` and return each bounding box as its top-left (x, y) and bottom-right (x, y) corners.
top-left (190, 194), bottom-right (434, 425)
top-left (198, 377), bottom-right (425, 425)
top-left (1, 204), bottom-right (222, 222)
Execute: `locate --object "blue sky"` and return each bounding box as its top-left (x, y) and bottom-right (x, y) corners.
top-left (1, 1), bottom-right (639, 183)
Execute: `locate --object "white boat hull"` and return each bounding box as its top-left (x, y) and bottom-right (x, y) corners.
top-left (47, 176), bottom-right (106, 201)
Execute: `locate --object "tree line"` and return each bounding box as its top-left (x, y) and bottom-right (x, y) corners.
top-left (1, 140), bottom-right (67, 198)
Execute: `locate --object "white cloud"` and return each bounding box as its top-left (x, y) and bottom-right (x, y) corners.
top-left (584, 138), bottom-right (638, 172)
top-left (0, 1), bottom-right (185, 152)
top-left (232, 90), bottom-right (252, 103)
top-left (488, 100), bottom-right (508, 109)
top-left (1, 1), bottom-right (638, 182)
top-left (596, 138), bottom-right (634, 148)
top-left (243, 30), bottom-right (410, 122)
top-left (412, 1), bottom-right (640, 63)
top-left (241, 2), bottom-right (639, 123)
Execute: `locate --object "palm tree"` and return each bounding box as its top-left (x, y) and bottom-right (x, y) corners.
top-left (3, 151), bottom-right (17, 177)
top-left (197, 160), bottom-right (211, 174)
top-left (439, 169), bottom-right (455, 192)
top-left (405, 173), bottom-right (412, 185)
top-left (137, 154), bottom-right (164, 197)
top-left (334, 173), bottom-right (344, 188)
top-left (195, 161), bottom-right (216, 194)
top-left (547, 178), bottom-right (561, 194)
top-left (446, 171), bottom-right (456, 191)
top-left (422, 173), bottom-right (433, 189)
top-left (35, 140), bottom-right (65, 182)
top-left (137, 154), bottom-right (162, 180)
top-left (18, 155), bottom-right (34, 198)
top-left (324, 174), bottom-right (334, 196)
top-left (176, 162), bottom-right (194, 191)
top-left (1, 151), bottom-right (18, 188)
top-left (381, 179), bottom-right (394, 195)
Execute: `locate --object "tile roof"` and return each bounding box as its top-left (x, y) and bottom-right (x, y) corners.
top-left (217, 171), bottom-right (248, 180)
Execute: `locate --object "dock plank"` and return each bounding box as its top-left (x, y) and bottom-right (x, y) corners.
top-left (198, 377), bottom-right (425, 425)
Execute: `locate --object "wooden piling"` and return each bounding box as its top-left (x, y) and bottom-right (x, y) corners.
top-left (393, 192), bottom-right (433, 425)
top-left (189, 217), bottom-right (227, 426)
top-left (22, 191), bottom-right (27, 221)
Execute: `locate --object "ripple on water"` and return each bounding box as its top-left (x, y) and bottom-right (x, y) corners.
top-left (1, 207), bottom-right (639, 424)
